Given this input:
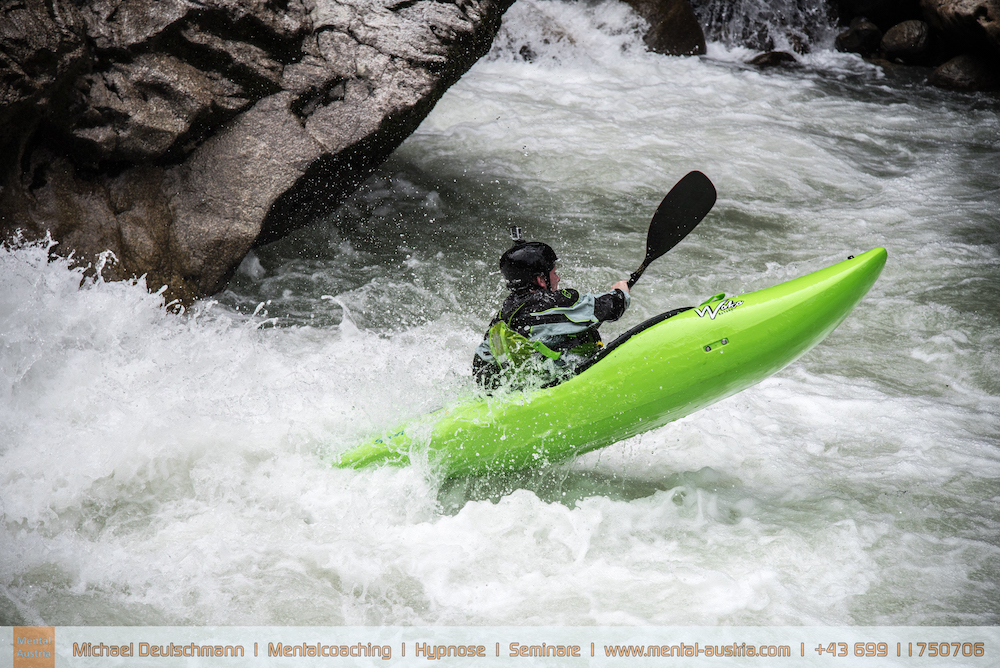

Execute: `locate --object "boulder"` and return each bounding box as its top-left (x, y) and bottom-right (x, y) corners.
top-left (623, 0), bottom-right (707, 56)
top-left (881, 19), bottom-right (932, 62)
top-left (836, 0), bottom-right (922, 31)
top-left (921, 0), bottom-right (1000, 57)
top-left (928, 52), bottom-right (1000, 88)
top-left (0, 0), bottom-right (514, 303)
top-left (747, 51), bottom-right (799, 67)
top-left (836, 16), bottom-right (884, 55)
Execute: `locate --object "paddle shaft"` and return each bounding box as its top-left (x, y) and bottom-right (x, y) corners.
top-left (628, 262), bottom-right (651, 289)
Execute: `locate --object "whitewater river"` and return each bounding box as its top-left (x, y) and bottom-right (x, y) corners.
top-left (2, 0), bottom-right (998, 629)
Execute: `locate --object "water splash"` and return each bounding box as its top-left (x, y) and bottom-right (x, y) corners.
top-left (691, 0), bottom-right (838, 52)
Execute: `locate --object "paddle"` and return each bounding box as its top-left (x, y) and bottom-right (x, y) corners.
top-left (627, 171), bottom-right (717, 289)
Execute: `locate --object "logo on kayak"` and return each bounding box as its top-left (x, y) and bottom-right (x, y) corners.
top-left (695, 298), bottom-right (744, 320)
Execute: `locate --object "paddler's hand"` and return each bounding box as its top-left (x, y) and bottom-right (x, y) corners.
top-left (612, 280), bottom-right (629, 294)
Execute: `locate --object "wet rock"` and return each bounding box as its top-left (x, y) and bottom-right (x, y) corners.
top-left (66, 53), bottom-right (259, 163)
top-left (0, 0), bottom-right (514, 303)
top-left (921, 0), bottom-right (1000, 58)
top-left (836, 0), bottom-right (922, 32)
top-left (881, 19), bottom-right (932, 63)
top-left (747, 51), bottom-right (799, 67)
top-left (928, 52), bottom-right (1000, 89)
top-left (0, 0), bottom-right (87, 149)
top-left (836, 16), bottom-right (884, 55)
top-left (623, 0), bottom-right (707, 56)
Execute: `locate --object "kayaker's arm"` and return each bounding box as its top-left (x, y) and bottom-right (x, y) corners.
top-left (594, 284), bottom-right (631, 323)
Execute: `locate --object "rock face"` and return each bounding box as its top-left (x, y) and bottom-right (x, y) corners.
top-left (0, 0), bottom-right (515, 302)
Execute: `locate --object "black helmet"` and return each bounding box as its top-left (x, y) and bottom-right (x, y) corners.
top-left (499, 229), bottom-right (557, 291)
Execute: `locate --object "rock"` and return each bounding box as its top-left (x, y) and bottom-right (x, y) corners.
top-left (921, 0), bottom-right (1000, 58)
top-left (0, 0), bottom-right (514, 303)
top-left (836, 16), bottom-right (884, 55)
top-left (928, 52), bottom-right (1000, 88)
top-left (67, 53), bottom-right (260, 163)
top-left (836, 0), bottom-right (922, 31)
top-left (0, 0), bottom-right (87, 150)
top-left (881, 19), bottom-right (932, 62)
top-left (747, 51), bottom-right (799, 67)
top-left (622, 0), bottom-right (707, 56)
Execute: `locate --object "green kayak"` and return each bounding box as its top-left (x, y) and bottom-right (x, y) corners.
top-left (336, 247), bottom-right (887, 478)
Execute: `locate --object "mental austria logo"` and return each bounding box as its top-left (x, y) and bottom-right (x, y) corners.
top-left (13, 627), bottom-right (55, 668)
top-left (695, 298), bottom-right (744, 320)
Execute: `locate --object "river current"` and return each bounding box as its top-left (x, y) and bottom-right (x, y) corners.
top-left (2, 0), bottom-right (999, 628)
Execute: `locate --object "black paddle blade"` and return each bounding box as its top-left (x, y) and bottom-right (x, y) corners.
top-left (645, 170), bottom-right (716, 263)
top-left (628, 171), bottom-right (716, 289)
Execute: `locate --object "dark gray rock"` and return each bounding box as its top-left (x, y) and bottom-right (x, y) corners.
top-left (835, 0), bottom-right (922, 32)
top-left (747, 51), bottom-right (799, 67)
top-left (928, 52), bottom-right (1000, 88)
top-left (66, 53), bottom-right (260, 162)
top-left (0, 0), bottom-right (514, 303)
top-left (836, 0), bottom-right (1000, 85)
top-left (881, 19), bottom-right (932, 62)
top-left (921, 0), bottom-right (1000, 58)
top-left (836, 16), bottom-right (884, 55)
top-left (0, 0), bottom-right (87, 149)
top-left (623, 0), bottom-right (706, 56)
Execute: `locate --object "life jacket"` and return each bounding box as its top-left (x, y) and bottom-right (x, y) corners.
top-left (485, 319), bottom-right (562, 367)
top-left (478, 298), bottom-right (600, 390)
top-left (473, 286), bottom-right (627, 391)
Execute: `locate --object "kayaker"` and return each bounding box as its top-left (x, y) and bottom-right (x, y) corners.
top-left (473, 228), bottom-right (630, 390)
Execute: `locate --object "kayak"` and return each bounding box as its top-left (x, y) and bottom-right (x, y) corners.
top-left (335, 247), bottom-right (887, 478)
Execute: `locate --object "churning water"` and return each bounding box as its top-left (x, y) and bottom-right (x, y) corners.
top-left (2, 0), bottom-right (999, 628)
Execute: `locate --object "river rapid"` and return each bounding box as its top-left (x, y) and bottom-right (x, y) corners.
top-left (2, 0), bottom-right (999, 628)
